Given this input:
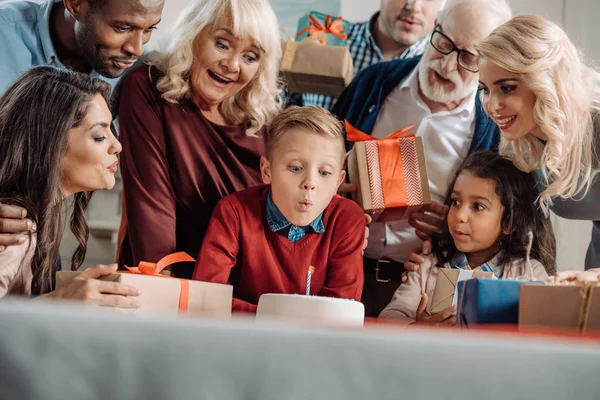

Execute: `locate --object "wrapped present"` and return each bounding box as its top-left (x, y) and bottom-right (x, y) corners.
top-left (295, 11), bottom-right (350, 47)
top-left (56, 253), bottom-right (233, 317)
top-left (346, 122), bottom-right (431, 222)
top-left (456, 279), bottom-right (543, 326)
top-left (519, 282), bottom-right (600, 332)
top-left (429, 269), bottom-right (496, 315)
top-left (280, 39), bottom-right (353, 97)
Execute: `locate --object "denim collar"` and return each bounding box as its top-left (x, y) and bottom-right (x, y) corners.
top-left (450, 251), bottom-right (500, 278)
top-left (265, 190), bottom-right (324, 234)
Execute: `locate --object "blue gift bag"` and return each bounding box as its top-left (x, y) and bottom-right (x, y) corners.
top-left (456, 279), bottom-right (543, 326)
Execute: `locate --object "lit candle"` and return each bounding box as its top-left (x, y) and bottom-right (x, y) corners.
top-left (306, 266), bottom-right (314, 296)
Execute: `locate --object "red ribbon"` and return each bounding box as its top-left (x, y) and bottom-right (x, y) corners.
top-left (125, 252), bottom-right (195, 314)
top-left (296, 13), bottom-right (348, 45)
top-left (345, 121), bottom-right (416, 209)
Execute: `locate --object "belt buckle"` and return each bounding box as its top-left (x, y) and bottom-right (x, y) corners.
top-left (375, 259), bottom-right (391, 283)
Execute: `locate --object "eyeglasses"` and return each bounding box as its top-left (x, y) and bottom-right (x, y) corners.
top-left (430, 25), bottom-right (479, 73)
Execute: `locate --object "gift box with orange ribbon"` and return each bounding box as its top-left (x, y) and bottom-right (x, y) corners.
top-left (346, 122), bottom-right (431, 222)
top-left (280, 12), bottom-right (353, 97)
top-left (295, 11), bottom-right (350, 47)
top-left (56, 253), bottom-right (233, 317)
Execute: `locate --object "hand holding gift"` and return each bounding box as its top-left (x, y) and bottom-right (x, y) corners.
top-left (346, 121), bottom-right (431, 222)
top-left (553, 268), bottom-right (600, 283)
top-left (415, 293), bottom-right (456, 326)
top-left (56, 253), bottom-right (233, 316)
top-left (40, 263), bottom-right (140, 308)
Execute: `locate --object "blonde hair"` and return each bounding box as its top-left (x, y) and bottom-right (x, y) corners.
top-left (265, 106), bottom-right (345, 161)
top-left (476, 15), bottom-right (600, 214)
top-left (147, 0), bottom-right (283, 134)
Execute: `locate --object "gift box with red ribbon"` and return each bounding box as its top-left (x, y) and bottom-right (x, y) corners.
top-left (56, 252), bottom-right (233, 317)
top-left (295, 11), bottom-right (350, 47)
top-left (346, 122), bottom-right (431, 222)
top-left (280, 11), bottom-right (353, 97)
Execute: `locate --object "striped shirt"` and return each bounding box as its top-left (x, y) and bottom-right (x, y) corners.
top-left (302, 12), bottom-right (429, 110)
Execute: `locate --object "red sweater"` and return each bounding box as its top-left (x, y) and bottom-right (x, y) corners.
top-left (192, 185), bottom-right (366, 313)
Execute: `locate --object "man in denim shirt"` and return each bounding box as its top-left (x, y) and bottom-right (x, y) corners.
top-left (0, 0), bottom-right (164, 95)
top-left (0, 0), bottom-right (163, 267)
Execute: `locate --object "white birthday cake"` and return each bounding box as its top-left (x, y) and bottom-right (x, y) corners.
top-left (255, 294), bottom-right (365, 327)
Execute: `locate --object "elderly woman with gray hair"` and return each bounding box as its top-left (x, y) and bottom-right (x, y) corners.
top-left (117, 0), bottom-right (283, 277)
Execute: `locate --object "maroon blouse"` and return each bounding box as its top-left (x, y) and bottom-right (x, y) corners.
top-left (117, 66), bottom-right (264, 278)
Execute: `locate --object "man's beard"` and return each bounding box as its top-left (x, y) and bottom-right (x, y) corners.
top-left (75, 28), bottom-right (132, 79)
top-left (418, 58), bottom-right (478, 104)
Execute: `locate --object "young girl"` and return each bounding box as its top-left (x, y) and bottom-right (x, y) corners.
top-left (407, 15), bottom-right (600, 275)
top-left (379, 152), bottom-right (556, 325)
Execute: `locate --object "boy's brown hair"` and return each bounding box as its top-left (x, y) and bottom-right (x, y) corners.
top-left (264, 106), bottom-right (345, 162)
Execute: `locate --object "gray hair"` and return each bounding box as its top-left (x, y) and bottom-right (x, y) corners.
top-left (438, 0), bottom-right (512, 24)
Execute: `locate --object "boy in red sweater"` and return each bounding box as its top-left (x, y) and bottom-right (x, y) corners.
top-left (192, 106), bottom-right (366, 313)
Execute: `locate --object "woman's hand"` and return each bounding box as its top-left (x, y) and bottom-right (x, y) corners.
top-left (39, 264), bottom-right (140, 308)
top-left (414, 293), bottom-right (456, 325)
top-left (554, 268), bottom-right (600, 283)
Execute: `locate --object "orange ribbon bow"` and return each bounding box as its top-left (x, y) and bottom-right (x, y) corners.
top-left (345, 121), bottom-right (416, 210)
top-left (296, 13), bottom-right (348, 45)
top-left (126, 252), bottom-right (195, 314)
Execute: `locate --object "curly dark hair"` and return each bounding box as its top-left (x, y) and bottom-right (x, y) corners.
top-left (432, 151), bottom-right (556, 274)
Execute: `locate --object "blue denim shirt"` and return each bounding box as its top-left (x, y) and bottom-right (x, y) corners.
top-left (0, 0), bottom-right (122, 94)
top-left (265, 190), bottom-right (324, 243)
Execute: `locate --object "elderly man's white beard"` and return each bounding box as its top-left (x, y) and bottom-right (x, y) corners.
top-left (418, 58), bottom-right (478, 104)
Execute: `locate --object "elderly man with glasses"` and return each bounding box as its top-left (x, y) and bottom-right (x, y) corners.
top-left (332, 0), bottom-right (512, 318)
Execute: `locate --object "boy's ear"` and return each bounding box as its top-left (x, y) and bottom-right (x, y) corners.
top-left (260, 156), bottom-right (272, 184)
top-left (337, 169), bottom-right (346, 188)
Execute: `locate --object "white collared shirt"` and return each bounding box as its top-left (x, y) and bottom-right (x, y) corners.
top-left (366, 64), bottom-right (477, 263)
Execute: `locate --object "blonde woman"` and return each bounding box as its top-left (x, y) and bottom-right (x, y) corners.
top-left (405, 15), bottom-right (600, 279)
top-left (117, 0), bottom-right (283, 277)
top-left (476, 15), bottom-right (600, 270)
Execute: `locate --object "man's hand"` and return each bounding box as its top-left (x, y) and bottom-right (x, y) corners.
top-left (415, 293), bottom-right (456, 325)
top-left (337, 183), bottom-right (370, 254)
top-left (40, 264), bottom-right (140, 308)
top-left (338, 183), bottom-right (357, 195)
top-left (363, 214), bottom-right (372, 255)
top-left (402, 240), bottom-right (432, 282)
top-left (409, 201), bottom-right (448, 241)
top-left (0, 204), bottom-right (33, 252)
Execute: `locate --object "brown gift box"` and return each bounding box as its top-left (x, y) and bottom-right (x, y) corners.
top-left (280, 41), bottom-right (353, 97)
top-left (429, 269), bottom-right (495, 314)
top-left (519, 283), bottom-right (600, 332)
top-left (347, 131), bottom-right (431, 222)
top-left (56, 271), bottom-right (233, 317)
